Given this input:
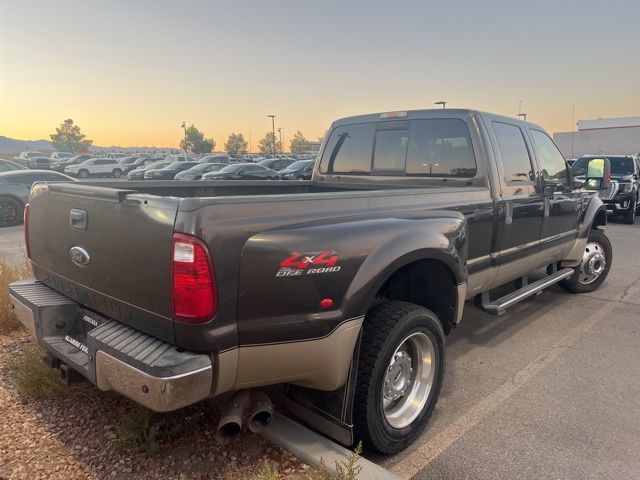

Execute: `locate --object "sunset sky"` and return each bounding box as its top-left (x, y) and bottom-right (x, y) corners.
top-left (1, 0), bottom-right (639, 149)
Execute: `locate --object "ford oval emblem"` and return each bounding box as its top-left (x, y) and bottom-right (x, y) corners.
top-left (69, 246), bottom-right (91, 267)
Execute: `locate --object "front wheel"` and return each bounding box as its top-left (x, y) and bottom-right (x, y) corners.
top-left (112, 169), bottom-right (122, 178)
top-left (560, 229), bottom-right (612, 293)
top-left (353, 301), bottom-right (445, 454)
top-left (78, 169), bottom-right (89, 178)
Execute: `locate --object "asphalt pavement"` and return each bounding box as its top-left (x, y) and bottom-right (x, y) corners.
top-left (378, 222), bottom-right (640, 479)
top-left (1, 218), bottom-right (638, 479)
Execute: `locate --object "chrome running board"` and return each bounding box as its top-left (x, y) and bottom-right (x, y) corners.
top-left (478, 268), bottom-right (574, 315)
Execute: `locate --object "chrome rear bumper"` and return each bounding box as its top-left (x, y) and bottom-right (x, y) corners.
top-left (9, 279), bottom-right (213, 412)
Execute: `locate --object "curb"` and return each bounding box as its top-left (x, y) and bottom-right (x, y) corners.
top-left (261, 413), bottom-right (400, 480)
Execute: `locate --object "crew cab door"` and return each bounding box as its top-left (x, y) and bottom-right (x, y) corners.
top-left (528, 129), bottom-right (581, 250)
top-left (488, 121), bottom-right (544, 266)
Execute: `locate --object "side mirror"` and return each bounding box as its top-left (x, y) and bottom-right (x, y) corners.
top-left (583, 157), bottom-right (611, 191)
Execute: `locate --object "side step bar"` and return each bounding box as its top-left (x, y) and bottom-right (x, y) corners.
top-left (477, 268), bottom-right (574, 315)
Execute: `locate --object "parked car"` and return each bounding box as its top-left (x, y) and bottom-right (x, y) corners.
top-left (199, 154), bottom-right (230, 164)
top-left (174, 163), bottom-right (228, 181)
top-left (258, 158), bottom-right (296, 171)
top-left (0, 159), bottom-right (27, 172)
top-left (10, 109), bottom-right (613, 455)
top-left (49, 152), bottom-right (73, 161)
top-left (50, 154), bottom-right (93, 172)
top-left (104, 153), bottom-right (128, 160)
top-left (123, 157), bottom-right (153, 172)
top-left (201, 163), bottom-right (279, 180)
top-left (0, 170), bottom-right (75, 227)
top-left (14, 151), bottom-right (44, 162)
top-left (127, 160), bottom-right (173, 180)
top-left (278, 159), bottom-right (314, 180)
top-left (26, 156), bottom-right (51, 169)
top-left (144, 161), bottom-right (200, 180)
top-left (572, 154), bottom-right (640, 224)
top-left (165, 154), bottom-right (196, 163)
top-left (65, 158), bottom-right (124, 178)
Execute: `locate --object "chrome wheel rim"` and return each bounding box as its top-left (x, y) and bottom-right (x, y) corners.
top-left (382, 332), bottom-right (435, 429)
top-left (578, 242), bottom-right (606, 285)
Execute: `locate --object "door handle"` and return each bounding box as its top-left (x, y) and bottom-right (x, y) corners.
top-left (69, 209), bottom-right (88, 231)
top-left (544, 198), bottom-right (550, 217)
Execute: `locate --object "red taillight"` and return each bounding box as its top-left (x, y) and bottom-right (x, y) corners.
top-left (24, 203), bottom-right (31, 259)
top-left (171, 233), bottom-right (217, 323)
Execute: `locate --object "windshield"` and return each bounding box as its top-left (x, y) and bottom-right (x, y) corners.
top-left (145, 161), bottom-right (169, 170)
top-left (188, 163), bottom-right (218, 172)
top-left (281, 160), bottom-right (310, 171)
top-left (164, 162), bottom-right (184, 170)
top-left (574, 156), bottom-right (634, 175)
top-left (218, 164), bottom-right (244, 173)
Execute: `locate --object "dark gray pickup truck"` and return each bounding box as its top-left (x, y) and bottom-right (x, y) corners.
top-left (10, 109), bottom-right (613, 454)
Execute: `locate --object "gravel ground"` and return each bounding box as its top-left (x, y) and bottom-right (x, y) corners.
top-left (0, 331), bottom-right (307, 480)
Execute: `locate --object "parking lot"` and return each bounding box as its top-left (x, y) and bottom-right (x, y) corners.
top-left (2, 220), bottom-right (639, 479)
top-left (378, 222), bottom-right (640, 479)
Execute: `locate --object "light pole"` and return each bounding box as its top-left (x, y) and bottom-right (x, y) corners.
top-left (278, 128), bottom-right (283, 154)
top-left (434, 101), bottom-right (447, 109)
top-left (181, 121), bottom-right (189, 154)
top-left (267, 114), bottom-right (276, 157)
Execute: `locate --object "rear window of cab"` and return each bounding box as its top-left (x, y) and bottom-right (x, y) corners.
top-left (319, 118), bottom-right (477, 178)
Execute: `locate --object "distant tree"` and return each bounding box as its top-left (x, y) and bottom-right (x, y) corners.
top-left (50, 119), bottom-right (93, 153)
top-left (180, 125), bottom-right (215, 154)
top-left (224, 133), bottom-right (248, 155)
top-left (289, 130), bottom-right (308, 154)
top-left (258, 132), bottom-right (282, 155)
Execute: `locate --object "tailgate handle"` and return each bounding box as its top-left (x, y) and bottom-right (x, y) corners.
top-left (69, 209), bottom-right (88, 231)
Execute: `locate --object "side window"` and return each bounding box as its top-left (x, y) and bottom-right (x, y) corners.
top-left (492, 122), bottom-right (534, 183)
top-left (406, 119), bottom-right (477, 177)
top-left (320, 124), bottom-right (374, 174)
top-left (372, 129), bottom-right (409, 174)
top-left (530, 130), bottom-right (568, 185)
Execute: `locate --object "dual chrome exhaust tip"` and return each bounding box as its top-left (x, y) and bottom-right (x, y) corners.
top-left (215, 390), bottom-right (274, 444)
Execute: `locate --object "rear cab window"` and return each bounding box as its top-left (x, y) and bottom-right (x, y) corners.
top-left (319, 118), bottom-right (477, 179)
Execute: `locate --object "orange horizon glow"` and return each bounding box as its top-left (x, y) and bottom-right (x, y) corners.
top-left (1, 1), bottom-right (639, 150)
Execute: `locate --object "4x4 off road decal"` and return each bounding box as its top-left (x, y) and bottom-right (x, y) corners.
top-left (276, 251), bottom-right (341, 277)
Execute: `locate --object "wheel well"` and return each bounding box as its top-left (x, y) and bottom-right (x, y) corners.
top-left (0, 195), bottom-right (24, 206)
top-left (375, 259), bottom-right (457, 334)
top-left (592, 208), bottom-right (607, 229)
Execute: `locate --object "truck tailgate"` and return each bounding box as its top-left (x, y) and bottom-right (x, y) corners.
top-left (27, 183), bottom-right (180, 342)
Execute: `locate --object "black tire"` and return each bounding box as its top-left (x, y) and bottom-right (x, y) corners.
top-left (78, 169), bottom-right (89, 178)
top-left (622, 196), bottom-right (636, 224)
top-left (0, 196), bottom-right (23, 227)
top-left (560, 229), bottom-right (612, 293)
top-left (353, 300), bottom-right (445, 454)
top-left (112, 169), bottom-right (122, 178)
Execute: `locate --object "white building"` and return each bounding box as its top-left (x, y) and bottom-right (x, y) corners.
top-left (553, 116), bottom-right (640, 159)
